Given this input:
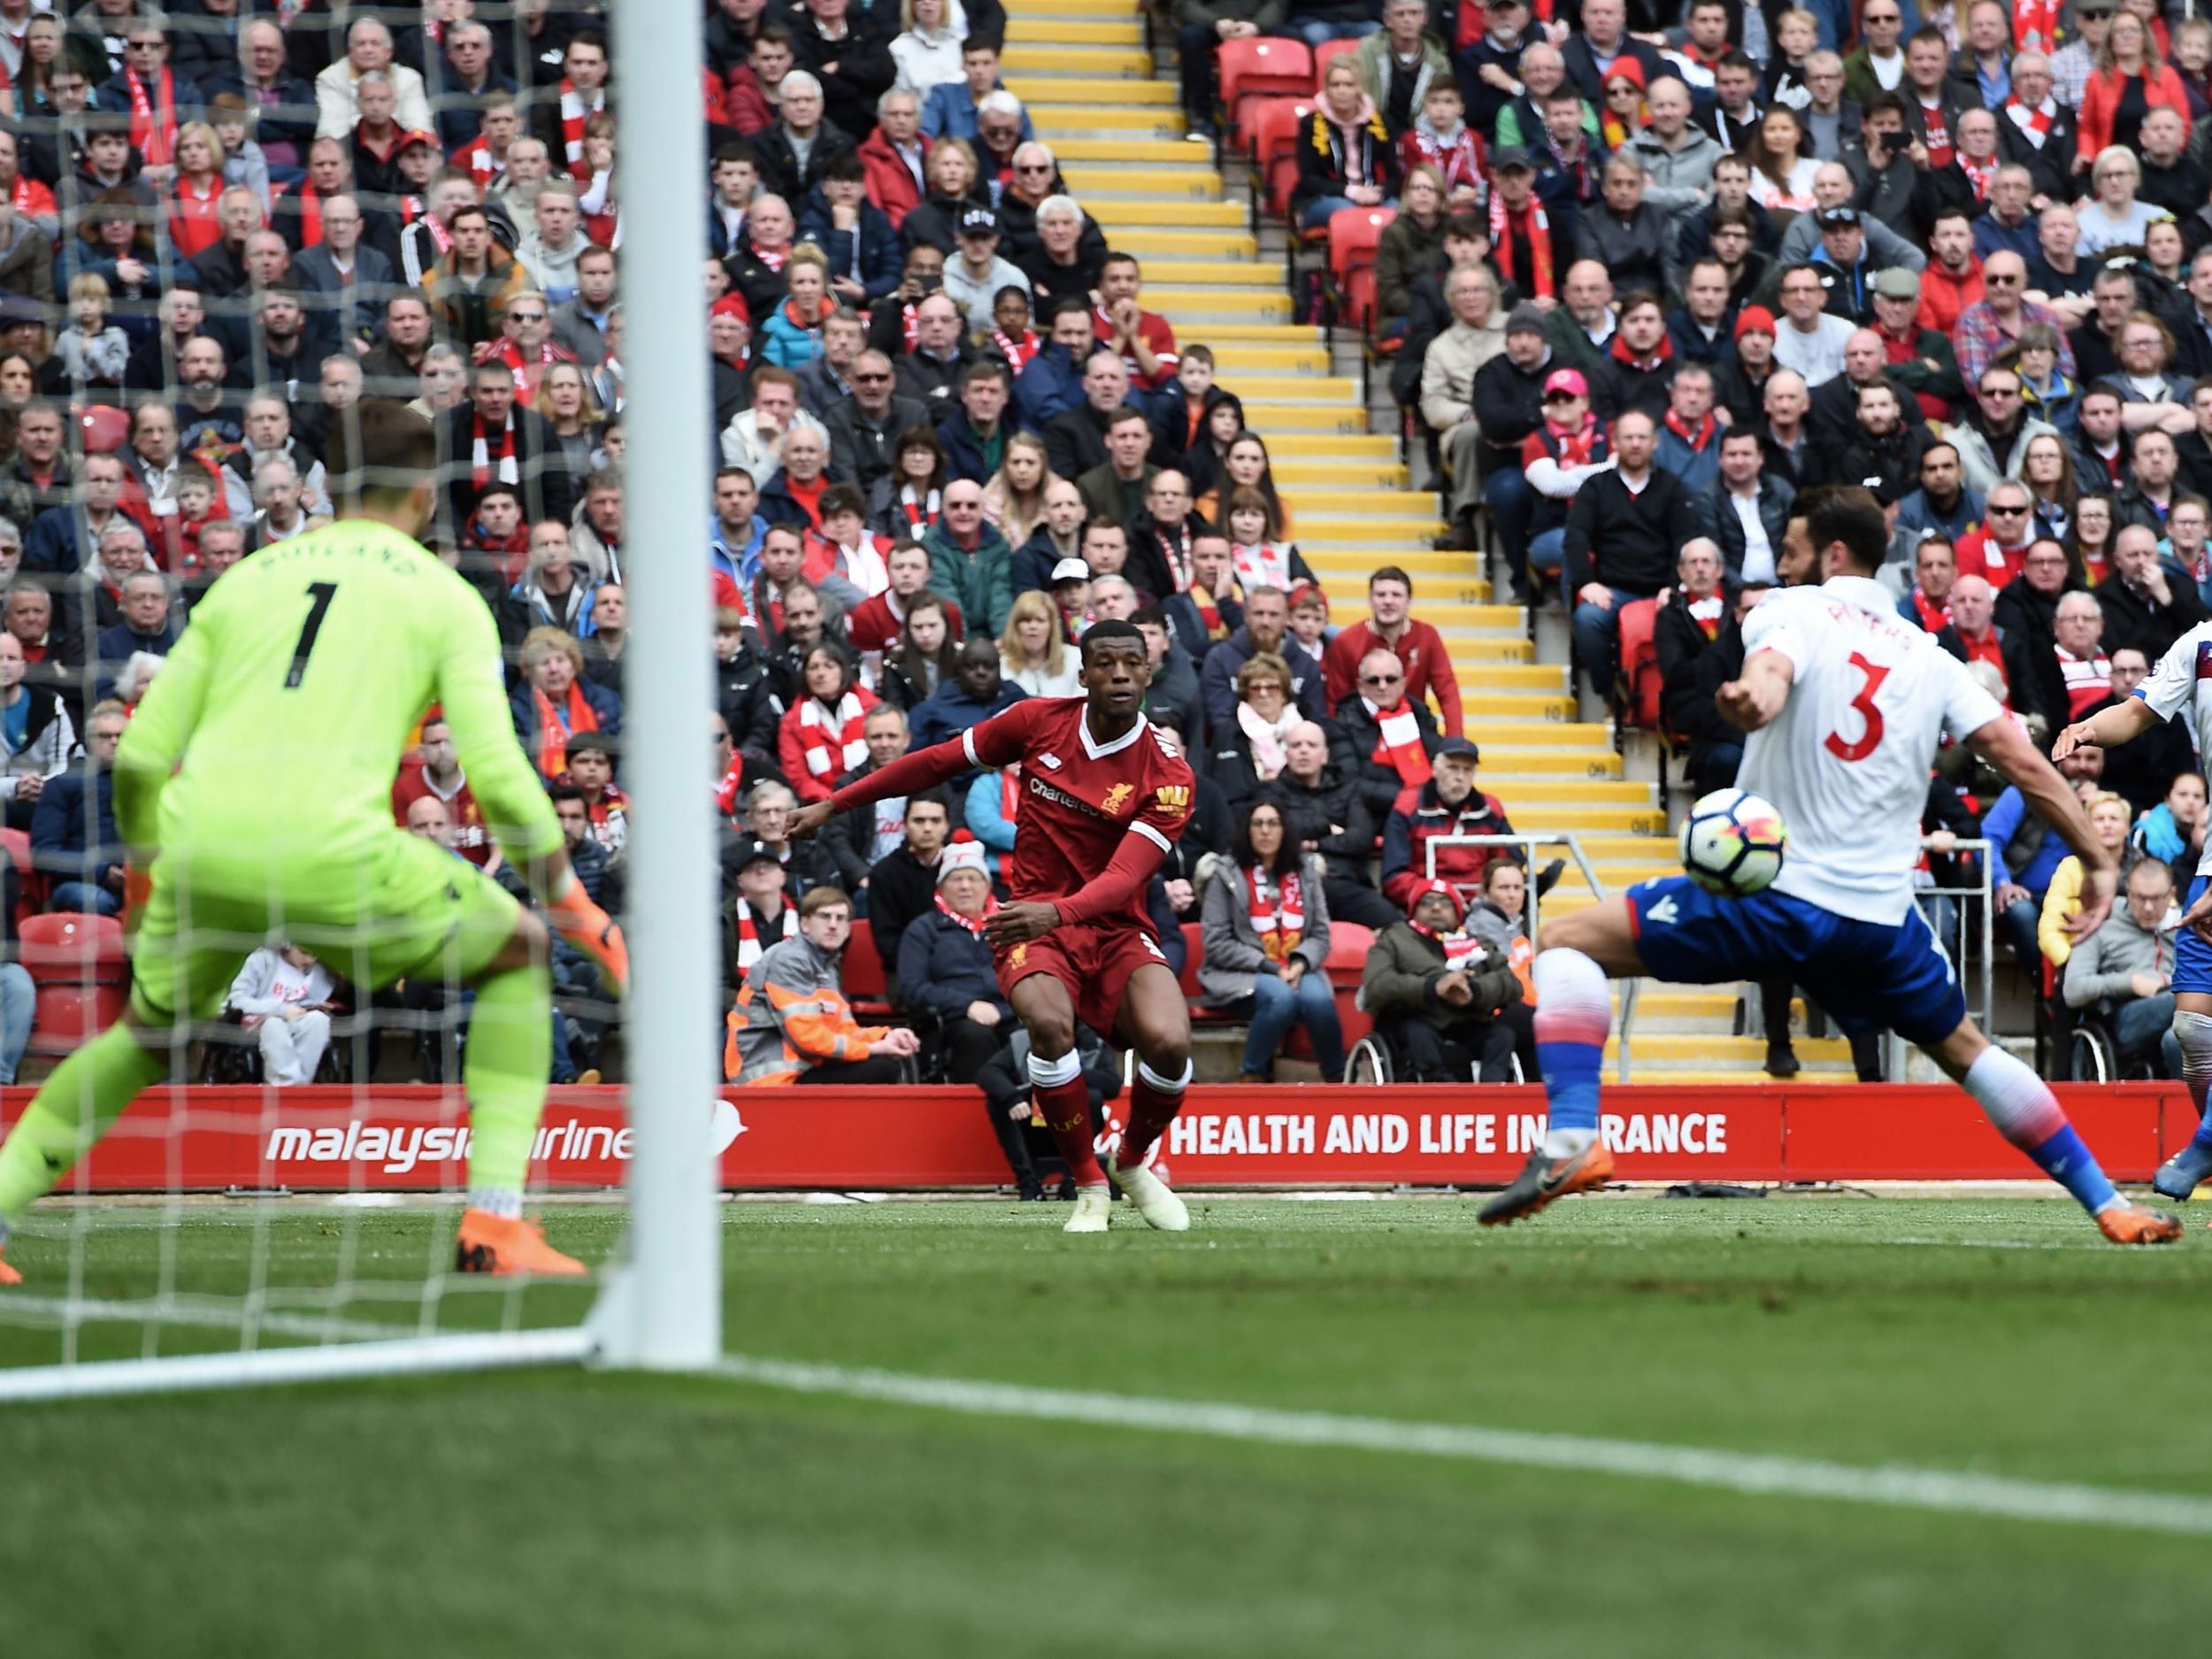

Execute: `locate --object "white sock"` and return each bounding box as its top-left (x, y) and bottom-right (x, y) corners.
top-left (2174, 1010), bottom-right (2212, 1120)
top-left (467, 1187), bottom-right (524, 1220)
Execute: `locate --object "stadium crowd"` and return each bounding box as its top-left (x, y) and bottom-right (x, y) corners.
top-left (0, 0), bottom-right (2203, 1166)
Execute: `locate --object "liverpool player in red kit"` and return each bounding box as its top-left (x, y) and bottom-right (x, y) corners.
top-left (793, 622), bottom-right (1198, 1233)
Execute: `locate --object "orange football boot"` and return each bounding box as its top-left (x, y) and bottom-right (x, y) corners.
top-left (0, 1252), bottom-right (19, 1286)
top-left (2096, 1202), bottom-right (2184, 1245)
top-left (453, 1210), bottom-right (587, 1276)
top-left (1479, 1141), bottom-right (1617, 1226)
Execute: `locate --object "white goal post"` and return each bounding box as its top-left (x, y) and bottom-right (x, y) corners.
top-left (0, 0), bottom-right (720, 1400)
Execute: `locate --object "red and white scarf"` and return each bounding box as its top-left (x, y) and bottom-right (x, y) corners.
top-left (2057, 645), bottom-right (2112, 716)
top-left (734, 903), bottom-right (797, 969)
top-left (932, 890), bottom-right (999, 936)
top-left (1409, 917), bottom-right (1486, 968)
top-left (1544, 418), bottom-right (1601, 467)
top-left (2005, 96), bottom-right (2056, 143)
top-left (1247, 864), bottom-right (1304, 964)
top-left (126, 65), bottom-right (177, 167)
top-left (797, 692), bottom-right (867, 780)
top-left (10, 175), bottom-right (42, 215)
top-left (1960, 153), bottom-right (1996, 201)
top-left (992, 326), bottom-right (1040, 373)
top-left (558, 77), bottom-right (602, 172)
top-left (1152, 523), bottom-right (1194, 594)
top-left (1688, 594), bottom-right (1725, 639)
top-left (1488, 194), bottom-right (1554, 300)
top-left (1231, 541), bottom-right (1294, 593)
top-left (470, 411), bottom-right (516, 487)
top-left (1919, 102), bottom-right (1952, 168)
top-left (1663, 408), bottom-right (1717, 449)
top-left (898, 484), bottom-right (940, 535)
top-left (1370, 702), bottom-right (1432, 787)
top-left (495, 335), bottom-right (572, 403)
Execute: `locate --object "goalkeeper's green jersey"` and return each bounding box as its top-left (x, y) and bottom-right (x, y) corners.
top-left (116, 518), bottom-right (562, 908)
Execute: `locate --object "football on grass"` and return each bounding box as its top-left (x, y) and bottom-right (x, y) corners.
top-left (1679, 788), bottom-right (1787, 897)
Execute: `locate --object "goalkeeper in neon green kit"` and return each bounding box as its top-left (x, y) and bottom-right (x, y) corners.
top-left (0, 403), bottom-right (626, 1282)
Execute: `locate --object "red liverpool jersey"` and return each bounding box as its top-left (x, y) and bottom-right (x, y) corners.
top-left (961, 699), bottom-right (1194, 932)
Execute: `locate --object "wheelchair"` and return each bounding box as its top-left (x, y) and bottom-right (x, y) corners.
top-left (1345, 1013), bottom-right (1526, 1085)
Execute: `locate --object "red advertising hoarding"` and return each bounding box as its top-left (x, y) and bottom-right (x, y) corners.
top-left (1, 1081), bottom-right (2185, 1191)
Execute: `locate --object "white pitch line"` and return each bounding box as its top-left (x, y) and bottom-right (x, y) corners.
top-left (712, 1354), bottom-right (2212, 1536)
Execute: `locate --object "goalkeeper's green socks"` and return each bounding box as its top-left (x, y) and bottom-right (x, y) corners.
top-left (462, 960), bottom-right (552, 1218)
top-left (0, 1024), bottom-right (166, 1236)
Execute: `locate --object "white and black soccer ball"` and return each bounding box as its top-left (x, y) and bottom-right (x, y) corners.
top-left (1678, 788), bottom-right (1787, 897)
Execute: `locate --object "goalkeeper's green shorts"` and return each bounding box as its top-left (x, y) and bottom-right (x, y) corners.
top-left (127, 828), bottom-right (524, 1025)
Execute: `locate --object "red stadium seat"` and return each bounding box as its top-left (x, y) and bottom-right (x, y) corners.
top-left (19, 911), bottom-right (127, 984)
top-left (840, 918), bottom-right (895, 1020)
top-left (1615, 598), bottom-right (1663, 731)
top-left (1217, 38), bottom-right (1313, 137)
top-left (1325, 206), bottom-right (1395, 328)
top-left (28, 982), bottom-right (126, 1055)
top-left (1312, 37), bottom-right (1361, 88)
top-left (1247, 96), bottom-right (1318, 221)
top-left (76, 404), bottom-right (130, 454)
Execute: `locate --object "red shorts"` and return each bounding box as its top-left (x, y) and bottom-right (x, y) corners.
top-left (995, 921), bottom-right (1172, 1039)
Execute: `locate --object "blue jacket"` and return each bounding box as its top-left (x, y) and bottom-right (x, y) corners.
top-left (510, 676), bottom-right (624, 764)
top-left (31, 767), bottom-right (122, 885)
top-left (1012, 340), bottom-right (1083, 431)
top-left (1985, 786), bottom-right (2070, 895)
top-left (894, 905), bottom-right (1010, 1021)
top-left (94, 621), bottom-right (175, 702)
top-left (757, 304), bottom-right (826, 370)
top-left (797, 196), bottom-right (903, 303)
top-left (936, 411), bottom-right (1008, 487)
top-left (910, 680), bottom-right (1025, 753)
top-left (1894, 486), bottom-right (1985, 543)
top-left (964, 768), bottom-right (1016, 863)
top-left (920, 80), bottom-right (1033, 143)
top-left (711, 513), bottom-right (768, 583)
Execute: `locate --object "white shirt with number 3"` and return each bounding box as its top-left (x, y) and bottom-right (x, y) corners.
top-left (1738, 575), bottom-right (2003, 926)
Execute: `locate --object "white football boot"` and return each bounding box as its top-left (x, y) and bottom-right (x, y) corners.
top-left (1063, 1184), bottom-right (1113, 1233)
top-left (1108, 1156), bottom-right (1190, 1232)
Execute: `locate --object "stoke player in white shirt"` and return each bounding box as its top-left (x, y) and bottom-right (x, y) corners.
top-left (1483, 487), bottom-right (2179, 1243)
top-left (2058, 621), bottom-right (2212, 1203)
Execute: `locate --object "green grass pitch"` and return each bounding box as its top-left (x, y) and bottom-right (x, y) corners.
top-left (3, 1193), bottom-right (2210, 1656)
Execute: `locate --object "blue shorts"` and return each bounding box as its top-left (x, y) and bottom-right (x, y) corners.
top-left (1624, 876), bottom-right (1967, 1046)
top-left (2177, 876), bottom-right (2212, 995)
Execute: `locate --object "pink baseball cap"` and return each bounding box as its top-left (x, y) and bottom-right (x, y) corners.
top-left (1541, 368), bottom-right (1588, 400)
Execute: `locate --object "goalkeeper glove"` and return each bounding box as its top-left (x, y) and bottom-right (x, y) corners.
top-left (547, 874), bottom-right (629, 997)
top-left (120, 864), bottom-right (153, 935)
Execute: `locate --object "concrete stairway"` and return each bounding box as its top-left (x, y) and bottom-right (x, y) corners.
top-left (1004, 0), bottom-right (1852, 1081)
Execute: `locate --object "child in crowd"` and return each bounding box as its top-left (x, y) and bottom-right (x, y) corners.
top-left (1400, 81), bottom-right (1484, 212)
top-left (209, 92), bottom-right (271, 213)
top-left (53, 273), bottom-right (127, 391)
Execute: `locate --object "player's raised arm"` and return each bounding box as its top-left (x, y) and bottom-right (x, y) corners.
top-left (2053, 690), bottom-right (2164, 761)
top-left (790, 703), bottom-right (1035, 838)
top-left (434, 586), bottom-right (628, 991)
top-left (1968, 711), bottom-right (2116, 941)
top-left (1716, 649), bottom-right (1796, 733)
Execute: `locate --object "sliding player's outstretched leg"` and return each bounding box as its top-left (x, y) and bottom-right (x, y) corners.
top-left (1927, 1021), bottom-right (2180, 1243)
top-left (0, 1020), bottom-right (167, 1284)
top-left (1480, 941), bottom-right (1617, 1225)
top-left (1108, 961), bottom-right (1194, 1233)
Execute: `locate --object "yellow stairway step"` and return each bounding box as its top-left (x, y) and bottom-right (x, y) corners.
top-left (1446, 640), bottom-right (1534, 663)
top-left (1264, 432), bottom-right (1394, 457)
top-left (1604, 1033), bottom-right (1854, 1061)
top-left (1473, 778), bottom-right (1652, 803)
top-left (1437, 663), bottom-right (1565, 687)
top-left (1087, 199), bottom-right (1246, 227)
top-left (1635, 989), bottom-right (1749, 1018)
top-left (1009, 48), bottom-right (1153, 75)
top-left (1062, 166), bottom-right (1225, 202)
top-left (1463, 693), bottom-right (1576, 718)
top-left (1278, 464), bottom-right (1413, 488)
top-left (1079, 259), bottom-right (1279, 286)
top-left (1183, 324), bottom-right (1327, 342)
top-left (1205, 346), bottom-right (1335, 372)
top-left (1468, 721), bottom-right (1613, 749)
top-left (1102, 230), bottom-right (1262, 261)
top-left (1010, 77), bottom-right (1179, 104)
top-left (1477, 750), bottom-right (1624, 776)
top-left (1020, 0), bottom-right (1142, 12)
top-left (1141, 287), bottom-right (1293, 319)
top-left (1230, 401), bottom-right (1372, 431)
top-left (1285, 487), bottom-right (1436, 514)
top-left (1033, 106), bottom-right (1187, 134)
top-left (1009, 18), bottom-right (1144, 42)
top-left (1300, 518), bottom-right (1451, 540)
top-left (1055, 137), bottom-right (1221, 163)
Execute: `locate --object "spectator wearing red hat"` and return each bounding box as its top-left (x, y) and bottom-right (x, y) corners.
top-left (1324, 566), bottom-right (1462, 736)
top-left (1519, 366), bottom-right (1610, 586)
top-left (1713, 303), bottom-right (1780, 428)
top-left (1360, 878), bottom-right (1527, 1082)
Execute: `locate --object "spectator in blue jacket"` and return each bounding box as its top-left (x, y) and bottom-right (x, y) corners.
top-left (93, 568), bottom-right (178, 703)
top-left (910, 635), bottom-right (1025, 752)
top-left (920, 43), bottom-right (1033, 142)
top-left (1011, 297), bottom-right (1096, 431)
top-left (798, 151), bottom-right (903, 305)
top-left (33, 701), bottom-right (127, 916)
top-left (964, 765), bottom-right (1015, 872)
